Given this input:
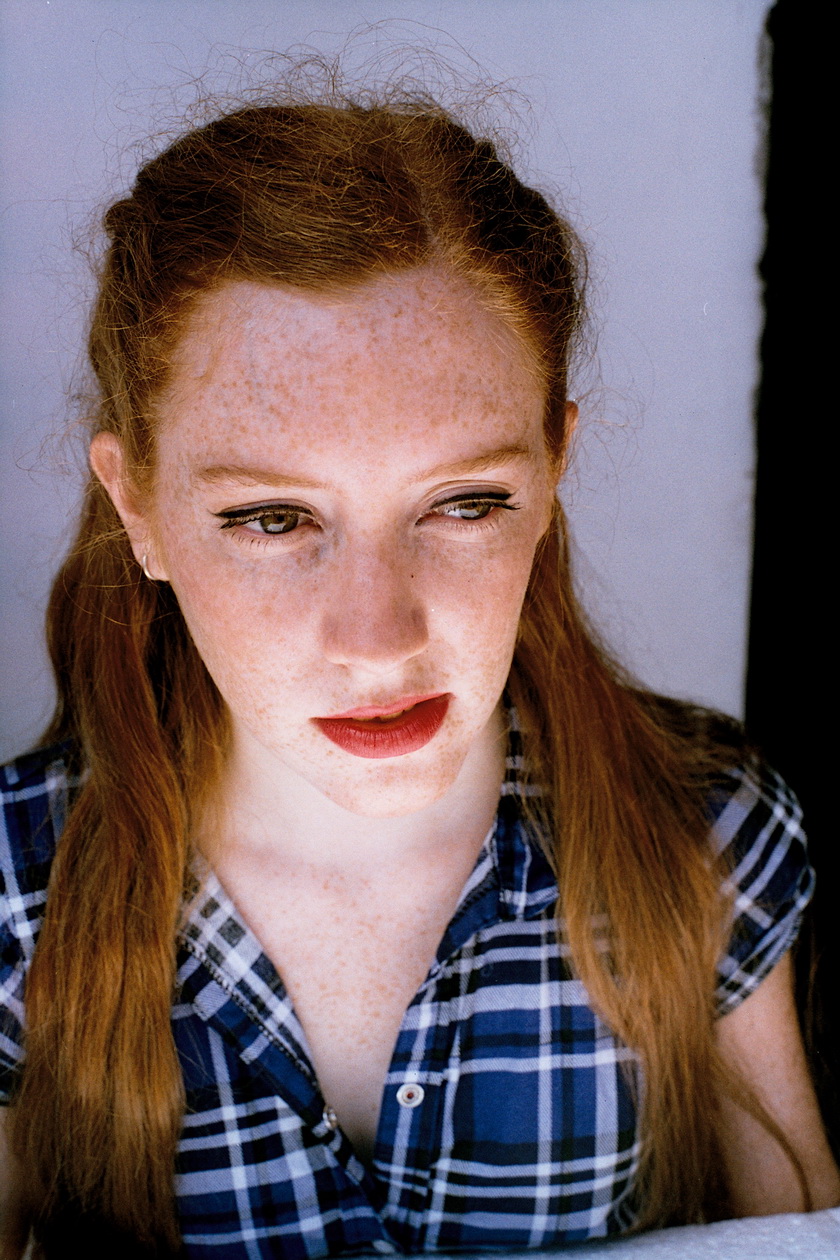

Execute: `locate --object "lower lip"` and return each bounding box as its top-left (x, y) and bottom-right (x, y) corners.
top-left (313, 694), bottom-right (451, 759)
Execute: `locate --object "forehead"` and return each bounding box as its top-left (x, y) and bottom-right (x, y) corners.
top-left (153, 265), bottom-right (547, 476)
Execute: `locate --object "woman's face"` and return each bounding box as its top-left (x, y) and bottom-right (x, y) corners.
top-left (97, 265), bottom-right (557, 816)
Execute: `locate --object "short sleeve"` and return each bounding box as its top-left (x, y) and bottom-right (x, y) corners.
top-left (0, 747), bottom-right (71, 1102)
top-left (709, 758), bottom-right (814, 1017)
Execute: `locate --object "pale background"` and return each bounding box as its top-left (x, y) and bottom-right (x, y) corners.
top-left (0, 0), bottom-right (771, 761)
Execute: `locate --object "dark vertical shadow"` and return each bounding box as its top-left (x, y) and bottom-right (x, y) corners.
top-left (746, 0), bottom-right (838, 1154)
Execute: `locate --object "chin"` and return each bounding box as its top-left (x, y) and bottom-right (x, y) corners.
top-left (316, 760), bottom-right (461, 819)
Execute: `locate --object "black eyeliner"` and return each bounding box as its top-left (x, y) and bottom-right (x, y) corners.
top-left (431, 491), bottom-right (520, 510)
top-left (214, 503), bottom-right (303, 517)
top-left (214, 503), bottom-right (306, 526)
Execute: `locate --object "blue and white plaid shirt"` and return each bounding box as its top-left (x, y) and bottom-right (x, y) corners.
top-left (0, 732), bottom-right (814, 1256)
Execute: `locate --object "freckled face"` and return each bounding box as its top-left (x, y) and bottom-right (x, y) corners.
top-left (144, 266), bottom-right (554, 815)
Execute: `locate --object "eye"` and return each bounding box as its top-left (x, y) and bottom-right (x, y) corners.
top-left (249, 509), bottom-right (301, 535)
top-left (215, 505), bottom-right (312, 536)
top-left (427, 492), bottom-right (521, 522)
top-left (438, 499), bottom-right (495, 520)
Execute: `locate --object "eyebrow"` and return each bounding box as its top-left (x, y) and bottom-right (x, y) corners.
top-left (195, 444), bottom-right (537, 490)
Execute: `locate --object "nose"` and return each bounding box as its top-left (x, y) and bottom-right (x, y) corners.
top-left (319, 536), bottom-right (429, 672)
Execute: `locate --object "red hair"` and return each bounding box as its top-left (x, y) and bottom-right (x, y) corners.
top-left (7, 97), bottom-right (802, 1251)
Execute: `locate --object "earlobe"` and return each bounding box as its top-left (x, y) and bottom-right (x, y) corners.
top-left (89, 432), bottom-right (168, 581)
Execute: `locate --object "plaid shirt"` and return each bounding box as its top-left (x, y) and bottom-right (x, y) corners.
top-left (1, 732), bottom-right (813, 1256)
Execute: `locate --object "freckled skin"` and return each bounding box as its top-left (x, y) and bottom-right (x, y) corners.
top-left (87, 269), bottom-right (840, 1197)
top-left (94, 264), bottom-right (557, 1159)
top-left (148, 266), bottom-right (554, 818)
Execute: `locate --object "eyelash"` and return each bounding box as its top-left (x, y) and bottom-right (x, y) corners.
top-left (214, 493), bottom-right (521, 543)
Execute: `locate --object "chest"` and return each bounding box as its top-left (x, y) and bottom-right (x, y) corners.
top-left (210, 852), bottom-right (470, 1161)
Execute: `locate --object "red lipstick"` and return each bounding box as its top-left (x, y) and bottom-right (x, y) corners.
top-left (313, 694), bottom-right (450, 759)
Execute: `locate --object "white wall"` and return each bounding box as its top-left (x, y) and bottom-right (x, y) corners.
top-left (0, 0), bottom-right (770, 760)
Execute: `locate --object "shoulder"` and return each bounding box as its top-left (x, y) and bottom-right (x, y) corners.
top-left (709, 756), bottom-right (813, 1015)
top-left (1, 743), bottom-right (81, 957)
top-left (1, 744), bottom-right (80, 1099)
top-left (634, 693), bottom-right (814, 1014)
top-left (708, 755), bottom-right (810, 899)
top-left (1, 741), bottom-right (81, 863)
top-left (636, 692), bottom-right (810, 904)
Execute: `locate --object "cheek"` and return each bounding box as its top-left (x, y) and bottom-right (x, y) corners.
top-left (427, 534), bottom-right (539, 668)
top-left (158, 539), bottom-right (322, 712)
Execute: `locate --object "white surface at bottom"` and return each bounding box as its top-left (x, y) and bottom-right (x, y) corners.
top-left (432, 1208), bottom-right (840, 1259)
top-left (16, 1208), bottom-right (840, 1259)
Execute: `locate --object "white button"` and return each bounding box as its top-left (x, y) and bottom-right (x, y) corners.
top-left (322, 1105), bottom-right (339, 1130)
top-left (371, 1241), bottom-right (397, 1254)
top-left (395, 1082), bottom-right (424, 1108)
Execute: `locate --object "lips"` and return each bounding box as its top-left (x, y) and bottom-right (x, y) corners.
top-left (313, 694), bottom-right (451, 759)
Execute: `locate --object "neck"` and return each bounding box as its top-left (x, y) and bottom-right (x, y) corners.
top-left (199, 705), bottom-right (507, 878)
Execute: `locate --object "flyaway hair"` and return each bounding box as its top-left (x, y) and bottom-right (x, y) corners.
top-left (8, 96), bottom-right (805, 1253)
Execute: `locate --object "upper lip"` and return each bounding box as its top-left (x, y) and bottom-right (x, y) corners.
top-left (318, 693), bottom-right (447, 721)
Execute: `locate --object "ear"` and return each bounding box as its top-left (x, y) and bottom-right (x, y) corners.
top-left (89, 433), bottom-right (169, 581)
top-left (564, 400), bottom-right (579, 441)
top-left (560, 400), bottom-right (579, 470)
top-left (546, 400), bottom-right (579, 483)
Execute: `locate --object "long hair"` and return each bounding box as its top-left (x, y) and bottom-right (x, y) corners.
top-left (8, 98), bottom-right (794, 1250)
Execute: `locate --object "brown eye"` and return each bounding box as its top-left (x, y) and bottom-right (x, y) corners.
top-left (257, 511), bottom-right (301, 534)
top-left (428, 494), bottom-right (520, 523)
top-left (441, 501), bottom-right (495, 520)
top-left (216, 505), bottom-right (311, 536)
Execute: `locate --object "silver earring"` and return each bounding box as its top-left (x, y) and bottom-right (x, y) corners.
top-left (141, 553), bottom-right (154, 581)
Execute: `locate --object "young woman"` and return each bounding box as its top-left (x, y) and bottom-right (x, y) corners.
top-left (1, 96), bottom-right (837, 1258)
